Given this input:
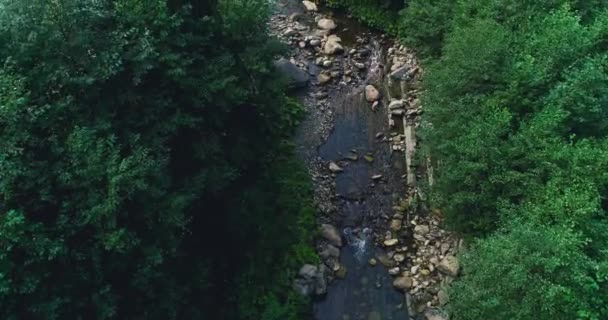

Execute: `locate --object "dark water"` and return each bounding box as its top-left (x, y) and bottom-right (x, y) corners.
top-left (315, 87), bottom-right (408, 320)
top-left (274, 1), bottom-right (410, 318)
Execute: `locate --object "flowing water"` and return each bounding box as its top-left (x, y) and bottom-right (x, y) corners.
top-left (273, 1), bottom-right (411, 319)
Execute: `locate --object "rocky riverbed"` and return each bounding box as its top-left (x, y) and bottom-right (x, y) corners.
top-left (270, 1), bottom-right (460, 319)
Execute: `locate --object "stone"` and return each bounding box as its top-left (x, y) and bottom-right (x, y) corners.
top-left (299, 264), bottom-right (318, 279)
top-left (319, 244), bottom-right (340, 259)
top-left (274, 59), bottom-right (308, 88)
top-left (318, 18), bottom-right (337, 30)
top-left (384, 238), bottom-right (398, 247)
top-left (293, 278), bottom-right (314, 296)
top-left (321, 223), bottom-right (343, 247)
top-left (354, 62), bottom-right (366, 69)
top-left (390, 65), bottom-right (410, 80)
top-left (324, 35), bottom-right (344, 55)
top-left (365, 85), bottom-right (380, 102)
top-left (388, 99), bottom-right (404, 110)
top-left (438, 289), bottom-right (449, 306)
top-left (368, 258), bottom-right (377, 266)
top-left (393, 253), bottom-right (405, 263)
top-left (364, 155), bottom-right (374, 163)
top-left (389, 219), bottom-right (402, 231)
top-left (372, 174), bottom-right (383, 181)
top-left (314, 264), bottom-right (329, 295)
top-left (318, 73), bottom-right (332, 84)
top-left (388, 267), bottom-right (400, 275)
top-left (393, 276), bottom-right (413, 291)
top-left (438, 255), bottom-right (460, 277)
top-left (328, 161), bottom-right (343, 173)
top-left (377, 253), bottom-right (396, 268)
top-left (302, 0), bottom-right (318, 11)
top-left (420, 269), bottom-right (431, 276)
top-left (414, 225), bottom-right (430, 236)
top-left (310, 39), bottom-right (321, 46)
top-left (322, 60), bottom-right (333, 67)
top-left (283, 28), bottom-right (298, 37)
top-left (440, 242), bottom-right (451, 255)
top-left (424, 309), bottom-right (448, 320)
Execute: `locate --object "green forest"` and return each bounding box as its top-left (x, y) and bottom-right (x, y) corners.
top-left (3, 0), bottom-right (608, 319)
top-left (0, 0), bottom-right (316, 319)
top-left (329, 0), bottom-right (608, 319)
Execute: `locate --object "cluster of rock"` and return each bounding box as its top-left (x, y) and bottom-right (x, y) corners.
top-left (371, 43), bottom-right (457, 320)
top-left (294, 223), bottom-right (346, 297)
top-left (378, 209), bottom-right (460, 318)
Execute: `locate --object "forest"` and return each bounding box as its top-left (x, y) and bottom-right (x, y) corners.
top-left (328, 0), bottom-right (608, 318)
top-left (2, 0), bottom-right (608, 319)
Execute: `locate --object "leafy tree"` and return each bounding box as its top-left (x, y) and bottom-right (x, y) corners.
top-left (450, 222), bottom-right (608, 320)
top-left (0, 0), bottom-right (314, 319)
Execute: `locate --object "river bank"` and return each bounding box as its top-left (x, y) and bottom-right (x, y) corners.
top-left (270, 2), bottom-right (460, 319)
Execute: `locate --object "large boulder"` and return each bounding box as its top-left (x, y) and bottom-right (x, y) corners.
top-left (319, 244), bottom-right (340, 259)
top-left (302, 0), bottom-right (318, 11)
top-left (323, 35), bottom-right (344, 55)
top-left (437, 255), bottom-right (460, 277)
top-left (365, 85), bottom-right (380, 102)
top-left (393, 276), bottom-right (413, 291)
top-left (321, 224), bottom-right (343, 247)
top-left (274, 59), bottom-right (308, 88)
top-left (317, 18), bottom-right (337, 30)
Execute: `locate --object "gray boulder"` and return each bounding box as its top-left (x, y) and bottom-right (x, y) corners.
top-left (274, 59), bottom-right (308, 88)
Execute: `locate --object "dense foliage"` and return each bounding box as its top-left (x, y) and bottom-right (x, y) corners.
top-left (336, 0), bottom-right (608, 318)
top-left (0, 0), bottom-right (315, 319)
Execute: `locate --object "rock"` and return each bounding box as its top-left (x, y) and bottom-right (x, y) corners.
top-left (393, 253), bottom-right (405, 263)
top-left (364, 154), bottom-right (374, 163)
top-left (438, 255), bottom-right (460, 277)
top-left (388, 267), bottom-right (400, 275)
top-left (424, 309), bottom-right (448, 320)
top-left (440, 243), bottom-right (451, 255)
top-left (274, 59), bottom-right (308, 88)
top-left (354, 62), bottom-right (365, 69)
top-left (420, 269), bottom-right (431, 276)
top-left (322, 60), bottom-right (333, 67)
top-left (283, 28), bottom-right (298, 37)
top-left (293, 278), bottom-right (314, 296)
top-left (328, 161), bottom-right (343, 173)
top-left (368, 258), bottom-right (377, 266)
top-left (324, 35), bottom-right (344, 55)
top-left (372, 174), bottom-right (383, 181)
top-left (384, 238), bottom-right (399, 247)
top-left (299, 264), bottom-right (318, 279)
top-left (321, 224), bottom-right (343, 247)
top-left (310, 39), bottom-right (321, 46)
top-left (438, 289), bottom-right (449, 306)
top-left (319, 244), bottom-right (340, 259)
top-left (365, 85), bottom-right (380, 102)
top-left (389, 219), bottom-right (402, 231)
top-left (414, 225), bottom-right (430, 236)
top-left (318, 73), bottom-right (332, 84)
top-left (317, 18), bottom-right (337, 30)
top-left (388, 99), bottom-right (404, 110)
top-left (314, 264), bottom-right (329, 295)
top-left (390, 65), bottom-right (410, 80)
top-left (377, 253), bottom-right (396, 268)
top-left (302, 0), bottom-right (318, 11)
top-left (393, 276), bottom-right (413, 291)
